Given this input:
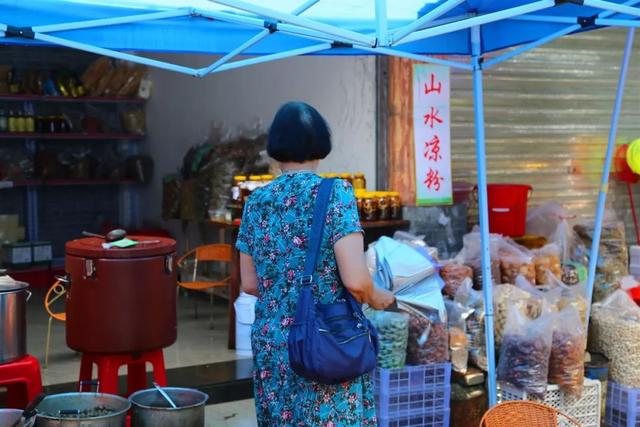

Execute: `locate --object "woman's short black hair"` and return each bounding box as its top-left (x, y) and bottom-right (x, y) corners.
top-left (267, 102), bottom-right (332, 163)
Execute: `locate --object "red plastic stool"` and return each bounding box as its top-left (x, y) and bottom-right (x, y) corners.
top-left (79, 349), bottom-right (167, 396)
top-left (0, 355), bottom-right (43, 409)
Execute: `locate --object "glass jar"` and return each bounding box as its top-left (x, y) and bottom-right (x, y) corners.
top-left (389, 191), bottom-right (402, 220)
top-left (362, 192), bottom-right (378, 222)
top-left (352, 172), bottom-right (366, 190)
top-left (339, 173), bottom-right (353, 185)
top-left (261, 174), bottom-right (274, 186)
top-left (354, 189), bottom-right (366, 221)
top-left (376, 192), bottom-right (390, 221)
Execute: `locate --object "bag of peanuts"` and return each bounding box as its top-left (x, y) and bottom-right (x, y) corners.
top-left (498, 238), bottom-right (536, 285)
top-left (497, 304), bottom-right (554, 400)
top-left (590, 290), bottom-right (640, 387)
top-left (533, 244), bottom-right (562, 285)
top-left (458, 230), bottom-right (502, 289)
top-left (548, 305), bottom-right (586, 398)
top-left (455, 279), bottom-right (487, 371)
top-left (493, 284), bottom-right (535, 349)
top-left (440, 262), bottom-right (474, 297)
top-left (445, 299), bottom-right (473, 373)
top-left (514, 275), bottom-right (561, 319)
top-left (403, 303), bottom-right (449, 365)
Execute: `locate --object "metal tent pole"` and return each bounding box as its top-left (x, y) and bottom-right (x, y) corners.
top-left (471, 25), bottom-right (498, 407)
top-left (584, 28), bottom-right (635, 320)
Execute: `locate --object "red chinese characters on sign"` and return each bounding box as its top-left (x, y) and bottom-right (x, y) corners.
top-left (422, 107), bottom-right (443, 129)
top-left (424, 73), bottom-right (442, 95)
top-left (423, 168), bottom-right (444, 192)
top-left (423, 135), bottom-right (442, 162)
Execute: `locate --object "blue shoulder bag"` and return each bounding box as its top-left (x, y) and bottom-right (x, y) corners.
top-left (288, 178), bottom-right (379, 385)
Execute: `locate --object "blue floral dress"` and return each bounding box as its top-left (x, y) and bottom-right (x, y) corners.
top-left (236, 172), bottom-right (377, 427)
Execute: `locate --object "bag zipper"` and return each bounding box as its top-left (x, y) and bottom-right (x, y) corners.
top-left (317, 328), bottom-right (370, 345)
top-left (323, 314), bottom-right (351, 323)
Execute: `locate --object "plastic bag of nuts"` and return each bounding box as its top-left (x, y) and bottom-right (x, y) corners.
top-left (533, 244), bottom-right (562, 285)
top-left (440, 262), bottom-right (474, 297)
top-left (445, 299), bottom-right (473, 373)
top-left (455, 279), bottom-right (488, 371)
top-left (365, 309), bottom-right (409, 369)
top-left (590, 290), bottom-right (640, 387)
top-left (403, 303), bottom-right (449, 365)
top-left (493, 284), bottom-right (534, 348)
top-left (457, 230), bottom-right (501, 289)
top-left (497, 305), bottom-right (553, 400)
top-left (548, 305), bottom-right (585, 398)
top-left (498, 238), bottom-right (536, 285)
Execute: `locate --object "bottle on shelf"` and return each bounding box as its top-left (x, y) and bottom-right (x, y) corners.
top-left (7, 110), bottom-right (16, 133)
top-left (389, 191), bottom-right (402, 220)
top-left (15, 110), bottom-right (26, 133)
top-left (25, 105), bottom-right (35, 133)
top-left (0, 110), bottom-right (7, 132)
top-left (376, 192), bottom-right (391, 221)
top-left (362, 192), bottom-right (378, 222)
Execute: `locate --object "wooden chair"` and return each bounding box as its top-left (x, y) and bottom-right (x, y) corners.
top-left (480, 401), bottom-right (582, 427)
top-left (177, 244), bottom-right (232, 329)
top-left (44, 280), bottom-right (67, 369)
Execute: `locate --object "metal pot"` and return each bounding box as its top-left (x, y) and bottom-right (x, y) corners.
top-left (0, 408), bottom-right (34, 427)
top-left (129, 387), bottom-right (208, 427)
top-left (0, 272), bottom-right (30, 364)
top-left (34, 392), bottom-right (130, 427)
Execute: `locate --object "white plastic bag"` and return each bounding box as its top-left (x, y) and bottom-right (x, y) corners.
top-left (455, 279), bottom-right (487, 371)
top-left (549, 305), bottom-right (585, 398)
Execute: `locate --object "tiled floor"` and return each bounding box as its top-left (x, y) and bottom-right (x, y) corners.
top-left (28, 288), bottom-right (242, 385)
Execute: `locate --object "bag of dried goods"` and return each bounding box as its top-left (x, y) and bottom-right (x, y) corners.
top-left (533, 244), bottom-right (562, 285)
top-left (365, 309), bottom-right (409, 369)
top-left (497, 305), bottom-right (554, 400)
top-left (457, 230), bottom-right (501, 289)
top-left (590, 290), bottom-right (640, 387)
top-left (455, 279), bottom-right (487, 371)
top-left (492, 284), bottom-right (533, 348)
top-left (440, 262), bottom-right (474, 297)
top-left (545, 273), bottom-right (588, 327)
top-left (548, 305), bottom-right (585, 398)
top-left (526, 202), bottom-right (577, 263)
top-left (445, 300), bottom-right (473, 373)
top-left (514, 275), bottom-right (561, 319)
top-left (403, 303), bottom-right (449, 365)
top-left (498, 238), bottom-right (536, 285)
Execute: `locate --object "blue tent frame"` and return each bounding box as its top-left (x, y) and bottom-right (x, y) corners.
top-left (3, 0), bottom-right (639, 407)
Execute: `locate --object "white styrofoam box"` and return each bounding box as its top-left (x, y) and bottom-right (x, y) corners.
top-left (498, 379), bottom-right (601, 427)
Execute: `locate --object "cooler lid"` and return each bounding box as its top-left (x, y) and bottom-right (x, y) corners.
top-left (0, 271), bottom-right (29, 292)
top-left (65, 236), bottom-right (176, 259)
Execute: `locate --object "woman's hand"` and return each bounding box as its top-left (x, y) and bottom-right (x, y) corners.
top-left (368, 288), bottom-right (395, 311)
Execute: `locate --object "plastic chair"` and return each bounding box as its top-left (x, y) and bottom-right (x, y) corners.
top-left (44, 280), bottom-right (67, 368)
top-left (480, 401), bottom-right (582, 427)
top-left (0, 355), bottom-right (43, 409)
top-left (177, 243), bottom-right (232, 329)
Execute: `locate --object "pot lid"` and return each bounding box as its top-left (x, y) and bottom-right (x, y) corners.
top-left (65, 236), bottom-right (176, 259)
top-left (0, 272), bottom-right (29, 292)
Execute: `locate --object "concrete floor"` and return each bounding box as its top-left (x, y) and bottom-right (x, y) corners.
top-left (206, 399), bottom-right (257, 427)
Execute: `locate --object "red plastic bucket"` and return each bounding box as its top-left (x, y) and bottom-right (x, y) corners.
top-left (475, 184), bottom-right (532, 237)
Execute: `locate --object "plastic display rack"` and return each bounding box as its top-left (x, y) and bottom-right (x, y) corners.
top-left (498, 379), bottom-right (601, 427)
top-left (605, 381), bottom-right (640, 427)
top-left (374, 363), bottom-right (451, 427)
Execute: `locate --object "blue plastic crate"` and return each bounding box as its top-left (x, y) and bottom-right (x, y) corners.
top-left (376, 385), bottom-right (450, 420)
top-left (377, 408), bottom-right (450, 427)
top-left (605, 381), bottom-right (640, 427)
top-left (374, 363), bottom-right (452, 397)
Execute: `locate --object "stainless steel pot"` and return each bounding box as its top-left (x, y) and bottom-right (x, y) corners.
top-left (34, 392), bottom-right (130, 427)
top-left (0, 273), bottom-right (30, 364)
top-left (129, 387), bottom-right (208, 427)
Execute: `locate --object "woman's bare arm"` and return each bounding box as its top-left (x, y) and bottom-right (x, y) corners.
top-left (334, 233), bottom-right (394, 310)
top-left (240, 253), bottom-right (260, 297)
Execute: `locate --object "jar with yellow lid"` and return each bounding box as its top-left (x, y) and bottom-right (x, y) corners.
top-left (231, 176), bottom-right (247, 203)
top-left (376, 192), bottom-right (391, 221)
top-left (354, 189), bottom-right (366, 220)
top-left (339, 173), bottom-right (353, 185)
top-left (352, 172), bottom-right (366, 190)
top-left (389, 191), bottom-right (402, 220)
top-left (261, 174), bottom-right (274, 185)
top-left (362, 192), bottom-right (378, 222)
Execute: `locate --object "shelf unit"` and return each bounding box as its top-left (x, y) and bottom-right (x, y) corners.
top-left (0, 94), bottom-right (145, 258)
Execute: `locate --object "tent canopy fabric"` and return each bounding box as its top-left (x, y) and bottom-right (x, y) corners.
top-left (1, 0), bottom-right (639, 57)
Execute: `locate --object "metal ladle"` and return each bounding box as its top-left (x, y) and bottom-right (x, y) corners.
top-left (82, 229), bottom-right (127, 243)
top-left (152, 382), bottom-right (178, 409)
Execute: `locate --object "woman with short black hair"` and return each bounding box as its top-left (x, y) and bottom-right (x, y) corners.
top-left (237, 101), bottom-right (394, 426)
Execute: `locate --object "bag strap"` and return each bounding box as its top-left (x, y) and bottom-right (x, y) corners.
top-left (300, 178), bottom-right (335, 286)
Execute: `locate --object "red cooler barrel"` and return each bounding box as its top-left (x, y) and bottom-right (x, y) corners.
top-left (65, 236), bottom-right (177, 353)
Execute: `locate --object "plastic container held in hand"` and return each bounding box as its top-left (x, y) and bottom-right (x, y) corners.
top-left (497, 304), bottom-right (553, 400)
top-left (365, 309), bottom-right (409, 369)
top-left (548, 305), bottom-right (586, 398)
top-left (403, 303), bottom-right (449, 365)
top-left (373, 236), bottom-right (438, 292)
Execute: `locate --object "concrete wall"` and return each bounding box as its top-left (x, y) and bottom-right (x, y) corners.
top-left (142, 54), bottom-right (377, 242)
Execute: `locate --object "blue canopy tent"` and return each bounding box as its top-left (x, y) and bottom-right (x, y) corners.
top-left (3, 0), bottom-right (640, 407)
